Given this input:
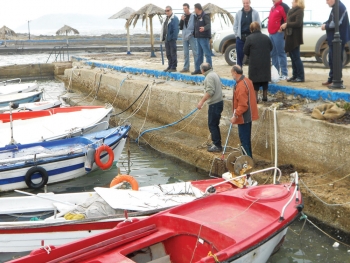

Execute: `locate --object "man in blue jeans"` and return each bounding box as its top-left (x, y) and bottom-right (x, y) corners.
top-left (233, 0), bottom-right (261, 67)
top-left (192, 3), bottom-right (212, 75)
top-left (268, 0), bottom-right (289, 80)
top-left (161, 6), bottom-right (179, 72)
top-left (197, 63), bottom-right (223, 152)
top-left (179, 3), bottom-right (199, 73)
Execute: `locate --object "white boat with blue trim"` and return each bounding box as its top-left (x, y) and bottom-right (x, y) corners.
top-left (0, 126), bottom-right (130, 192)
top-left (0, 91), bottom-right (43, 108)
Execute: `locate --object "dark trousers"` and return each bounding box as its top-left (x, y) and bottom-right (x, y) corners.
top-left (289, 45), bottom-right (305, 80)
top-left (165, 39), bottom-right (177, 69)
top-left (238, 122), bottom-right (253, 158)
top-left (236, 37), bottom-right (245, 67)
top-left (328, 43), bottom-right (345, 82)
top-left (208, 100), bottom-right (223, 148)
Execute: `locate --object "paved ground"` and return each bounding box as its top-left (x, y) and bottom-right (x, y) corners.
top-left (78, 50), bottom-right (350, 93)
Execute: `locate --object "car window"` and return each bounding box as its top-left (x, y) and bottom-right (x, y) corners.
top-left (261, 17), bottom-right (321, 28)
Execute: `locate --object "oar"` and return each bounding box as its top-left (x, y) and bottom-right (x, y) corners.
top-left (14, 190), bottom-right (76, 207)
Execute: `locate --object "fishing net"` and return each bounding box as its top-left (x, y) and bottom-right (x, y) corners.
top-left (64, 194), bottom-right (123, 220)
top-left (210, 158), bottom-right (228, 178)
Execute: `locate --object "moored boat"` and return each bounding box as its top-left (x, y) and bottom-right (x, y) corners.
top-left (0, 91), bottom-right (43, 108)
top-left (0, 177), bottom-right (238, 253)
top-left (0, 106), bottom-right (113, 146)
top-left (0, 82), bottom-right (39, 95)
top-left (6, 169), bottom-right (303, 263)
top-left (0, 106), bottom-right (109, 123)
top-left (0, 126), bottom-right (130, 192)
top-left (0, 99), bottom-right (62, 113)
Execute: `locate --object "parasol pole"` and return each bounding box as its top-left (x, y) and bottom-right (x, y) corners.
top-left (126, 19), bottom-right (131, 55)
top-left (149, 15), bottom-right (156, 57)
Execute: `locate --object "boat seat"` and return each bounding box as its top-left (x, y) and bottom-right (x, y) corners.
top-left (147, 255), bottom-right (171, 263)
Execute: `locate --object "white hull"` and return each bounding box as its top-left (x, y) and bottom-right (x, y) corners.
top-left (0, 137), bottom-right (126, 192)
top-left (0, 83), bottom-right (38, 95)
top-left (0, 99), bottom-right (62, 113)
top-left (230, 228), bottom-right (288, 263)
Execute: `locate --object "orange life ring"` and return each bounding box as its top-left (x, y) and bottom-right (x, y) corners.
top-left (110, 174), bottom-right (139, 190)
top-left (95, 145), bottom-right (115, 170)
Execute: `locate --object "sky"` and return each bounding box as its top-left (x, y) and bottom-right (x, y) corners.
top-left (0, 0), bottom-right (333, 32)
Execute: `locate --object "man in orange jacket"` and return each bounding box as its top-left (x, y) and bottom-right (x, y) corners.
top-left (230, 65), bottom-right (259, 158)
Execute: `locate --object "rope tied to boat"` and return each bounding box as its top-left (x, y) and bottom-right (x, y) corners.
top-left (136, 108), bottom-right (198, 143)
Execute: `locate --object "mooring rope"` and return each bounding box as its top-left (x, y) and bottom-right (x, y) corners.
top-left (136, 108), bottom-right (198, 143)
top-left (111, 84), bottom-right (149, 117)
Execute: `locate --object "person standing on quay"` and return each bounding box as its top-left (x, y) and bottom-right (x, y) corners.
top-left (192, 3), bottom-right (212, 75)
top-left (268, 0), bottom-right (289, 80)
top-left (244, 22), bottom-right (273, 102)
top-left (179, 3), bottom-right (199, 73)
top-left (321, 0), bottom-right (350, 87)
top-left (197, 63), bottom-right (223, 152)
top-left (280, 0), bottom-right (305, 82)
top-left (233, 0), bottom-right (261, 67)
top-left (161, 6), bottom-right (179, 72)
top-left (230, 65), bottom-right (259, 158)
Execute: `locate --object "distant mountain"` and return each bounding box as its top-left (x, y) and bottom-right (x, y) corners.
top-left (14, 13), bottom-right (163, 36)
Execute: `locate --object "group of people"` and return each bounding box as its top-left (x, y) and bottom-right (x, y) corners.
top-left (235, 0), bottom-right (350, 93)
top-left (161, 1), bottom-right (349, 155)
top-left (161, 3), bottom-right (212, 75)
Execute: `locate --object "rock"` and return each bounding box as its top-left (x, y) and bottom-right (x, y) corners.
top-left (332, 242), bottom-right (339, 248)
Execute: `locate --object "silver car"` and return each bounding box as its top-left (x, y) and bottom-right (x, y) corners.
top-left (212, 18), bottom-right (350, 68)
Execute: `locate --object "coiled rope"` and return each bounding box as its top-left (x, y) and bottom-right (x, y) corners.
top-left (136, 108), bottom-right (198, 143)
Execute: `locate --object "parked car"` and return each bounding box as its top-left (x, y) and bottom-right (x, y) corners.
top-left (212, 18), bottom-right (350, 68)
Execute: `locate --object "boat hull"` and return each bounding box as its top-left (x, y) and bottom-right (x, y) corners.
top-left (0, 91), bottom-right (43, 108)
top-left (0, 83), bottom-right (38, 95)
top-left (0, 126), bottom-right (129, 192)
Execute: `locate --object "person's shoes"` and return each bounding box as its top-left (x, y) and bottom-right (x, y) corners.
top-left (207, 145), bottom-right (222, 153)
top-left (262, 97), bottom-right (268, 102)
top-left (180, 69), bottom-right (189, 73)
top-left (164, 68), bottom-right (170, 72)
top-left (279, 75), bottom-right (288, 81)
top-left (287, 77), bottom-right (296, 82)
top-left (322, 81), bottom-right (332, 86)
top-left (168, 68), bottom-right (177, 72)
top-left (291, 78), bottom-right (305, 83)
top-left (191, 70), bottom-right (201, 75)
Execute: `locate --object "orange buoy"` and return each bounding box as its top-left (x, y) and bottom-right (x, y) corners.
top-left (110, 174), bottom-right (139, 190)
top-left (95, 145), bottom-right (114, 170)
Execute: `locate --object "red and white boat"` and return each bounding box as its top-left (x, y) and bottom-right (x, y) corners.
top-left (7, 169), bottom-right (303, 263)
top-left (0, 106), bottom-right (113, 146)
top-left (0, 176), bottom-right (238, 253)
top-left (0, 106), bottom-right (106, 123)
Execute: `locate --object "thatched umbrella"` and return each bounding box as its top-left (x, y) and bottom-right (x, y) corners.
top-left (0, 26), bottom-right (17, 47)
top-left (56, 25), bottom-right (79, 45)
top-left (109, 7), bottom-right (135, 55)
top-left (203, 3), bottom-right (234, 27)
top-left (126, 3), bottom-right (165, 57)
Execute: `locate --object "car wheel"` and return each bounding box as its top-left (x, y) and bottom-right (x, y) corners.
top-left (224, 44), bottom-right (237, 66)
top-left (315, 55), bottom-right (323, 63)
top-left (345, 54), bottom-right (350, 66)
top-left (321, 47), bottom-right (347, 68)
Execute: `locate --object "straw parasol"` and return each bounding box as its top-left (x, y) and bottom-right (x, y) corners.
top-left (56, 25), bottom-right (79, 45)
top-left (0, 26), bottom-right (17, 47)
top-left (203, 3), bottom-right (234, 27)
top-left (126, 3), bottom-right (165, 57)
top-left (109, 7), bottom-right (135, 55)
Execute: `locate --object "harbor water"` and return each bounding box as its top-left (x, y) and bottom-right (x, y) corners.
top-left (0, 54), bottom-right (349, 262)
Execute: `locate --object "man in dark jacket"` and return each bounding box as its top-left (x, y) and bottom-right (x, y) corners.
top-left (244, 22), bottom-right (273, 102)
top-left (161, 6), bottom-right (180, 72)
top-left (192, 3), bottom-right (212, 75)
top-left (321, 0), bottom-right (350, 87)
